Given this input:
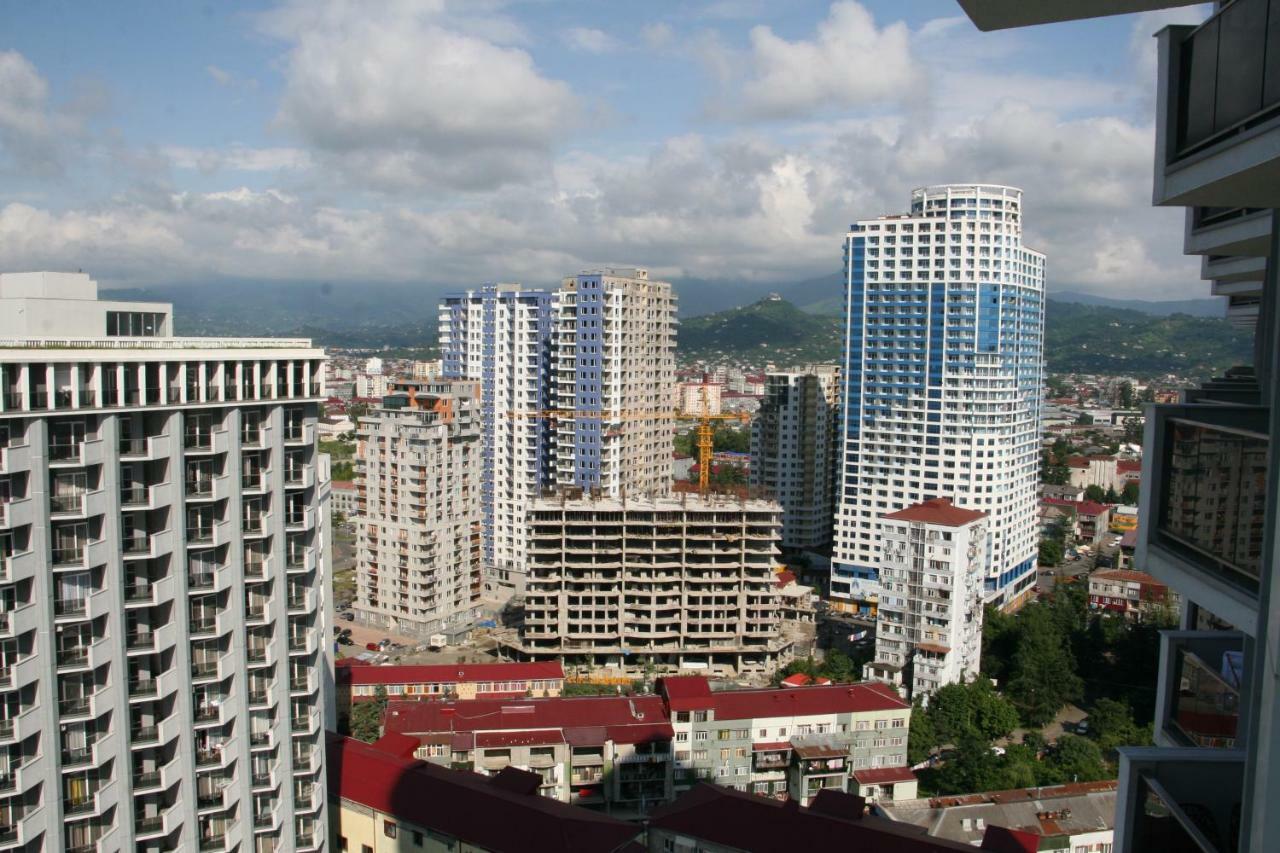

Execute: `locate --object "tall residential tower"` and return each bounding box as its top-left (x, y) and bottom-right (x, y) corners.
top-left (830, 185), bottom-right (1045, 615)
top-left (750, 365), bottom-right (839, 551)
top-left (0, 272), bottom-right (331, 852)
top-left (552, 269), bottom-right (677, 498)
top-left (439, 286), bottom-right (554, 593)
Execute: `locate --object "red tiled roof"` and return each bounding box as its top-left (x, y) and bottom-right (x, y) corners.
top-left (335, 658), bottom-right (372, 668)
top-left (1067, 455), bottom-right (1115, 468)
top-left (775, 570), bottom-right (798, 588)
top-left (1116, 460), bottom-right (1143, 473)
top-left (648, 783), bottom-right (972, 852)
top-left (883, 498), bottom-right (986, 527)
top-left (1090, 569), bottom-right (1165, 587)
top-left (327, 734), bottom-right (640, 852)
top-left (752, 742), bottom-right (792, 752)
top-left (780, 674), bottom-right (831, 687)
top-left (330, 480), bottom-right (356, 491)
top-left (340, 661), bottom-right (564, 687)
top-left (659, 676), bottom-right (715, 711)
top-left (852, 766), bottom-right (916, 785)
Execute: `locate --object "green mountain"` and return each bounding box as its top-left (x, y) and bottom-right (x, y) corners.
top-left (677, 297), bottom-right (1253, 378)
top-left (677, 297), bottom-right (844, 365)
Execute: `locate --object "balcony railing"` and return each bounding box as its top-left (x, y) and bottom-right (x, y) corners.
top-left (49, 494), bottom-right (85, 514)
top-left (59, 696), bottom-right (91, 716)
top-left (1171, 0), bottom-right (1280, 159)
top-left (1118, 748), bottom-right (1246, 853)
top-left (48, 441), bottom-right (83, 462)
top-left (54, 598), bottom-right (88, 617)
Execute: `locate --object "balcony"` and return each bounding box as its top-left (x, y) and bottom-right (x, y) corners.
top-left (1115, 748), bottom-right (1246, 853)
top-left (1155, 0), bottom-right (1280, 207)
top-left (59, 695), bottom-right (93, 718)
top-left (126, 630), bottom-right (156, 652)
top-left (53, 597), bottom-right (88, 618)
top-left (192, 659), bottom-right (222, 682)
top-left (1141, 405), bottom-right (1267, 630)
top-left (48, 494), bottom-right (86, 517)
top-left (122, 535), bottom-right (155, 559)
top-left (51, 546), bottom-right (86, 569)
top-left (131, 724), bottom-right (160, 746)
top-left (56, 645), bottom-right (92, 671)
top-left (1155, 631), bottom-right (1244, 750)
top-left (128, 676), bottom-right (159, 699)
top-left (47, 441), bottom-right (84, 465)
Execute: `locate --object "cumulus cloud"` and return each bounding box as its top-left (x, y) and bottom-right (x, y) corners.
top-left (723, 1), bottom-right (919, 120)
top-left (0, 50), bottom-right (77, 175)
top-left (563, 27), bottom-right (618, 54)
top-left (262, 0), bottom-right (577, 192)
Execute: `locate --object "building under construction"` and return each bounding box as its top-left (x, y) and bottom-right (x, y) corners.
top-left (498, 491), bottom-right (793, 676)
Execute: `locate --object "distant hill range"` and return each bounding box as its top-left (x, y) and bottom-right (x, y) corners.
top-left (107, 277), bottom-right (1244, 374)
top-left (677, 295), bottom-right (1250, 378)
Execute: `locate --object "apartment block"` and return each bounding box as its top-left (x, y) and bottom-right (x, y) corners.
top-left (831, 184), bottom-right (1045, 615)
top-left (380, 675), bottom-right (915, 818)
top-left (501, 493), bottom-right (790, 676)
top-left (0, 271), bottom-right (331, 852)
top-left (352, 380), bottom-right (482, 641)
top-left (439, 285), bottom-right (554, 594)
top-left (327, 734), bottom-right (641, 853)
top-left (552, 269), bottom-right (677, 498)
top-left (952, 2), bottom-right (1280, 851)
top-left (750, 365), bottom-right (839, 551)
top-left (864, 499), bottom-right (988, 700)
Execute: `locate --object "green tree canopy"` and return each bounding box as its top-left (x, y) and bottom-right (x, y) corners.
top-left (1039, 540), bottom-right (1064, 567)
top-left (1084, 485), bottom-right (1106, 502)
top-left (1004, 606), bottom-right (1083, 727)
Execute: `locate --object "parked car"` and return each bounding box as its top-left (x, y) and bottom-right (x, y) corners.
top-left (337, 635), bottom-right (355, 646)
top-left (365, 642), bottom-right (380, 652)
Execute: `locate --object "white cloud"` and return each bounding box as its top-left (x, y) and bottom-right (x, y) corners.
top-left (725, 1), bottom-right (919, 120)
top-left (641, 22), bottom-right (674, 51)
top-left (563, 27), bottom-right (618, 54)
top-left (262, 0), bottom-right (578, 192)
top-left (0, 50), bottom-right (76, 175)
top-left (205, 64), bottom-right (233, 86)
top-left (164, 144), bottom-right (312, 173)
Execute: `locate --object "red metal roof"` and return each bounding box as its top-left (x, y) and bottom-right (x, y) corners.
top-left (474, 730), bottom-right (565, 748)
top-left (852, 766), bottom-right (916, 784)
top-left (1116, 459), bottom-right (1143, 473)
top-left (710, 680), bottom-right (909, 719)
top-left (780, 673), bottom-right (831, 687)
top-left (752, 741), bottom-right (792, 752)
top-left (659, 676), bottom-right (715, 711)
top-left (648, 783), bottom-right (973, 852)
top-left (340, 661), bottom-right (564, 687)
top-left (326, 734), bottom-right (640, 852)
top-left (1043, 498), bottom-right (1109, 516)
top-left (883, 498), bottom-right (986, 527)
top-left (369, 732), bottom-right (422, 759)
top-left (1091, 569), bottom-right (1166, 588)
top-left (384, 694), bottom-right (671, 746)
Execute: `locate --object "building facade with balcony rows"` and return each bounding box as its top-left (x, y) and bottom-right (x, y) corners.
top-left (0, 272), bottom-right (333, 853)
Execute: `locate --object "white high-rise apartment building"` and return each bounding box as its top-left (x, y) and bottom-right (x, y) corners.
top-left (831, 185), bottom-right (1045, 615)
top-left (864, 498), bottom-right (988, 700)
top-left (552, 269), bottom-right (677, 498)
top-left (439, 286), bottom-right (553, 593)
top-left (0, 272), bottom-right (331, 852)
top-left (750, 365), bottom-right (839, 551)
top-left (352, 380), bottom-right (482, 639)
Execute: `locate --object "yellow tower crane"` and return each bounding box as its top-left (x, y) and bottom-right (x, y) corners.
top-left (507, 386), bottom-right (749, 494)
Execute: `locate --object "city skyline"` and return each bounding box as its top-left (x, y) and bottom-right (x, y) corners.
top-left (0, 1), bottom-right (1209, 299)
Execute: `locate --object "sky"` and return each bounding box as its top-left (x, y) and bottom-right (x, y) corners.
top-left (0, 0), bottom-right (1212, 299)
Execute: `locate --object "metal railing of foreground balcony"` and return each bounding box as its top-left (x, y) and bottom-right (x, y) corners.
top-left (1172, 0), bottom-right (1280, 159)
top-left (1116, 748), bottom-right (1246, 853)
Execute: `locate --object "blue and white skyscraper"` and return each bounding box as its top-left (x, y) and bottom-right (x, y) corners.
top-left (440, 285), bottom-right (554, 592)
top-left (830, 184), bottom-right (1045, 615)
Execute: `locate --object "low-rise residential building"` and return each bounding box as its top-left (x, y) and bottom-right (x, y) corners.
top-left (1088, 569), bottom-right (1176, 620)
top-left (336, 661), bottom-right (565, 727)
top-left (1067, 455), bottom-right (1120, 492)
top-left (379, 675), bottom-right (917, 816)
top-left (864, 499), bottom-right (989, 701)
top-left (647, 784), bottom-right (981, 853)
top-left (330, 478), bottom-right (357, 517)
top-left (1044, 498), bottom-right (1111, 545)
top-left (775, 570), bottom-right (817, 625)
top-left (876, 780), bottom-right (1119, 853)
top-left (327, 734), bottom-right (641, 853)
top-left (1041, 482), bottom-right (1085, 502)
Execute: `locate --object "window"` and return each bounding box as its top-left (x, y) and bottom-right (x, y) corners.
top-left (676, 731), bottom-right (688, 742)
top-left (363, 847), bottom-right (373, 853)
top-left (718, 729), bottom-right (731, 740)
top-left (413, 831), bottom-right (423, 847)
top-left (384, 821), bottom-right (397, 838)
top-left (720, 748), bottom-right (731, 761)
top-left (338, 839), bottom-right (348, 852)
top-left (106, 310), bottom-right (165, 337)
top-left (693, 711), bottom-right (708, 722)
top-left (695, 731), bottom-right (708, 742)
top-left (891, 718), bottom-right (905, 728)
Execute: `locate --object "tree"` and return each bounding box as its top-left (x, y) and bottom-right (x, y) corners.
top-left (1074, 412), bottom-right (1094, 426)
top-left (1122, 416), bottom-right (1144, 445)
top-left (928, 678), bottom-right (1019, 745)
top-left (1104, 486), bottom-right (1120, 504)
top-left (1044, 734), bottom-right (1109, 783)
top-left (1117, 381), bottom-right (1135, 410)
top-left (1039, 540), bottom-right (1064, 567)
top-left (820, 649), bottom-right (856, 683)
top-left (1005, 607), bottom-right (1083, 727)
top-left (349, 685), bottom-right (388, 743)
top-left (1120, 482), bottom-right (1140, 505)
top-left (1087, 698), bottom-right (1146, 755)
top-left (907, 698), bottom-right (937, 767)
top-left (1139, 386), bottom-right (1156, 403)
top-left (1084, 485), bottom-right (1106, 503)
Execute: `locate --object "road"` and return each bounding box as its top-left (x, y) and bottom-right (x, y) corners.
top-left (1035, 534), bottom-right (1125, 596)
